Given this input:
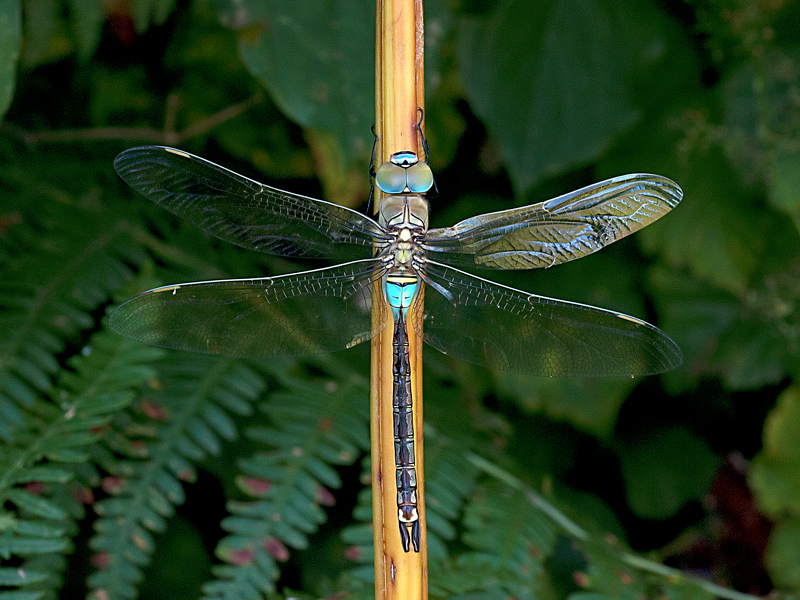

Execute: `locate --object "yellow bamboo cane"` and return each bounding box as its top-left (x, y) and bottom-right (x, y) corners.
top-left (371, 0), bottom-right (428, 598)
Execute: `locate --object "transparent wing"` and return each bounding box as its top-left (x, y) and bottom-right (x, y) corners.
top-left (114, 146), bottom-right (386, 260)
top-left (109, 260), bottom-right (387, 358)
top-left (423, 174), bottom-right (682, 270)
top-left (414, 261), bottom-right (682, 376)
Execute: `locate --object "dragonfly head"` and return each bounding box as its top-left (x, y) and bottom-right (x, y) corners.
top-left (375, 151), bottom-right (434, 195)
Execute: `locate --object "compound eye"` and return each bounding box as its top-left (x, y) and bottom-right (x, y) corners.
top-left (405, 161), bottom-right (434, 193)
top-left (375, 161), bottom-right (407, 193)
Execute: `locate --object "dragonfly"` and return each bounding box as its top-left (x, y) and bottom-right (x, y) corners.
top-left (109, 142), bottom-right (682, 553)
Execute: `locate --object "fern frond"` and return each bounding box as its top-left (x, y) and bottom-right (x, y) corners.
top-left (0, 202), bottom-right (140, 441)
top-left (341, 427), bottom-right (481, 592)
top-left (424, 430), bottom-right (480, 562)
top-left (427, 483), bottom-right (557, 599)
top-left (203, 372), bottom-right (369, 600)
top-left (87, 353), bottom-right (262, 600)
top-left (0, 325), bottom-right (163, 600)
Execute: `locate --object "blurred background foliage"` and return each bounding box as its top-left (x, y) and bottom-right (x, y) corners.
top-left (1, 0), bottom-right (799, 598)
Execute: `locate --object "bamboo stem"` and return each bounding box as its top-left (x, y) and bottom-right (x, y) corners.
top-left (371, 0), bottom-right (427, 598)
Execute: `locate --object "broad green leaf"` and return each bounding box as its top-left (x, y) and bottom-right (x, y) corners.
top-left (652, 263), bottom-right (798, 391)
top-left (619, 426), bottom-right (719, 519)
top-left (642, 149), bottom-right (763, 294)
top-left (0, 0), bottom-right (19, 118)
top-left (67, 0), bottom-right (102, 60)
top-left (751, 387), bottom-right (800, 516)
top-left (457, 0), bottom-right (681, 195)
top-left (496, 374), bottom-right (635, 440)
top-left (601, 110), bottom-right (765, 294)
top-left (213, 0), bottom-right (450, 184)
top-left (20, 0), bottom-right (70, 68)
top-left (216, 0), bottom-right (375, 167)
top-left (713, 319), bottom-right (788, 390)
top-left (768, 148), bottom-right (800, 215)
top-left (649, 267), bottom-right (738, 376)
top-left (765, 517), bottom-right (800, 590)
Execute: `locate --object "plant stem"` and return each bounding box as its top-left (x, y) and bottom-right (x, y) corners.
top-left (371, 0), bottom-right (428, 598)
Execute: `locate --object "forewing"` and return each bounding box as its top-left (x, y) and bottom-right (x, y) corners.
top-left (109, 260), bottom-right (387, 358)
top-left (423, 174), bottom-right (681, 269)
top-left (114, 146), bottom-right (385, 260)
top-left (414, 261), bottom-right (682, 377)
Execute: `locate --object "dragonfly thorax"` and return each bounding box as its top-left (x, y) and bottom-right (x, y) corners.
top-left (379, 195), bottom-right (428, 274)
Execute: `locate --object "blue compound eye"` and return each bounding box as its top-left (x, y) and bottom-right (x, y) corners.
top-left (405, 161), bottom-right (434, 193)
top-left (375, 161), bottom-right (407, 193)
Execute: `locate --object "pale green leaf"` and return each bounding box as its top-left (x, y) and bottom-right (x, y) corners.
top-left (751, 387), bottom-right (800, 516)
top-left (765, 517), bottom-right (800, 590)
top-left (220, 0), bottom-right (374, 165)
top-left (768, 148), bottom-right (800, 215)
top-left (66, 0), bottom-right (101, 60)
top-left (619, 426), bottom-right (719, 519)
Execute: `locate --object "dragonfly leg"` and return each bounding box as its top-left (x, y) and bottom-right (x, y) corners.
top-left (367, 125), bottom-right (380, 211)
top-left (416, 108), bottom-right (429, 164)
top-left (415, 108), bottom-right (439, 197)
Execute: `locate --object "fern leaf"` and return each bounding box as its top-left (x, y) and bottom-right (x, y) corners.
top-left (0, 203), bottom-right (140, 442)
top-left (203, 374), bottom-right (369, 600)
top-left (87, 353), bottom-right (261, 600)
top-left (0, 323), bottom-right (163, 600)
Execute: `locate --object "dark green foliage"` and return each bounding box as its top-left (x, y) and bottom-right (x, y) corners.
top-left (205, 369), bottom-right (368, 599)
top-left (88, 354), bottom-right (261, 600)
top-left (0, 0), bottom-right (798, 599)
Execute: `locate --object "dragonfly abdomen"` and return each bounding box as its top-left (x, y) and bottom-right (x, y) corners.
top-left (386, 273), bottom-right (422, 553)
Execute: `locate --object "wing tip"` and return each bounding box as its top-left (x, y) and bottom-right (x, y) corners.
top-left (616, 172), bottom-right (684, 206)
top-left (113, 145), bottom-right (186, 176)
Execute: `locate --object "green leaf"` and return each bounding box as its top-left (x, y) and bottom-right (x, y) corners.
top-left (765, 517), bottom-right (800, 590)
top-left (0, 536), bottom-right (69, 556)
top-left (6, 489), bottom-right (66, 520)
top-left (0, 0), bottom-right (20, 118)
top-left (751, 387), bottom-right (800, 516)
top-left (648, 267), bottom-right (738, 380)
top-left (768, 147), bottom-right (800, 215)
top-left (0, 567), bottom-right (47, 585)
top-left (457, 0), bottom-right (679, 195)
top-left (619, 426), bottom-right (719, 519)
top-left (714, 319), bottom-right (788, 390)
top-left (8, 467), bottom-right (71, 485)
top-left (20, 0), bottom-right (69, 68)
top-left (218, 0), bottom-right (374, 166)
top-left (66, 0), bottom-right (101, 60)
top-left (497, 373), bottom-right (636, 440)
